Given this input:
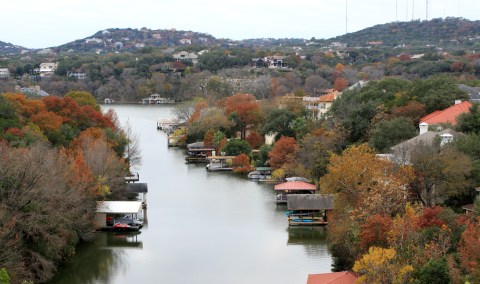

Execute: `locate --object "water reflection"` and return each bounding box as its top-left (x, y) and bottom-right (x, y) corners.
top-left (288, 227), bottom-right (330, 260)
top-left (49, 232), bottom-right (142, 284)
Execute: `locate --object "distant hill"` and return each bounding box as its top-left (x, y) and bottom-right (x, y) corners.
top-left (326, 17), bottom-right (480, 47)
top-left (0, 40), bottom-right (27, 55)
top-left (52, 28), bottom-right (221, 53)
top-left (1, 17), bottom-right (479, 55)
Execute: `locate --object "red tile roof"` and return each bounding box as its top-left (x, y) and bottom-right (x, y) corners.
top-left (318, 91), bottom-right (340, 103)
top-left (307, 271), bottom-right (358, 284)
top-left (420, 101), bottom-right (472, 125)
top-left (274, 181), bottom-right (317, 191)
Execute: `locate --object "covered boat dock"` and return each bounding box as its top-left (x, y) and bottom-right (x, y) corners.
top-left (185, 142), bottom-right (215, 163)
top-left (205, 156), bottom-right (236, 171)
top-left (126, 183), bottom-right (148, 209)
top-left (95, 201), bottom-right (144, 232)
top-left (286, 194), bottom-right (334, 226)
top-left (274, 181), bottom-right (316, 204)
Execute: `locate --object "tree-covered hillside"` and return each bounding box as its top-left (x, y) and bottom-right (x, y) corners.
top-left (327, 17), bottom-right (480, 47)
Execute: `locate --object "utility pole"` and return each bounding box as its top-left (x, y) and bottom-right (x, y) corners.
top-left (396, 0), bottom-right (398, 22)
top-left (406, 0), bottom-right (409, 21)
top-left (412, 0), bottom-right (415, 20)
top-left (426, 0), bottom-right (429, 20)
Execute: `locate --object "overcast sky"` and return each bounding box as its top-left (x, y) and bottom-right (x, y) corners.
top-left (2, 0), bottom-right (478, 49)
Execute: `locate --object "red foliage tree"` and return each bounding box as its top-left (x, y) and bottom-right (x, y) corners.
top-left (246, 131), bottom-right (264, 149)
top-left (189, 100), bottom-right (208, 124)
top-left (333, 78), bottom-right (349, 91)
top-left (203, 130), bottom-right (214, 148)
top-left (390, 101), bottom-right (426, 125)
top-left (30, 111), bottom-right (63, 133)
top-left (450, 61), bottom-right (465, 72)
top-left (3, 93), bottom-right (46, 118)
top-left (359, 214), bottom-right (393, 250)
top-left (224, 93), bottom-right (260, 140)
top-left (232, 153), bottom-right (253, 173)
top-left (268, 136), bottom-right (297, 168)
top-left (458, 218), bottom-right (480, 279)
top-left (398, 53), bottom-right (411, 61)
top-left (417, 206), bottom-right (446, 228)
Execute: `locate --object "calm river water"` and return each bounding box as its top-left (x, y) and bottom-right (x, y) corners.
top-left (49, 104), bottom-right (332, 284)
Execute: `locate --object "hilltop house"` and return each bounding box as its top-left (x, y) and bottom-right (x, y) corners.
top-left (251, 58), bottom-right (265, 68)
top-left (173, 51), bottom-right (198, 64)
top-left (266, 56), bottom-right (288, 68)
top-left (419, 100), bottom-right (472, 135)
top-left (39, 62), bottom-right (58, 77)
top-left (15, 85), bottom-right (49, 97)
top-left (303, 90), bottom-right (341, 119)
top-left (179, 38), bottom-right (192, 45)
top-left (0, 68), bottom-right (9, 79)
top-left (67, 71), bottom-right (86, 80)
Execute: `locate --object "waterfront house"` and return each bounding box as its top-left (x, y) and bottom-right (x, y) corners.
top-left (287, 194), bottom-right (334, 226)
top-left (142, 93), bottom-right (175, 104)
top-left (274, 181), bottom-right (316, 204)
top-left (307, 271), bottom-right (357, 284)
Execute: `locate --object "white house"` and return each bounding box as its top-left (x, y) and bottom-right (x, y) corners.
top-left (39, 63), bottom-right (58, 77)
top-left (173, 51), bottom-right (198, 64)
top-left (0, 68), bottom-right (9, 79)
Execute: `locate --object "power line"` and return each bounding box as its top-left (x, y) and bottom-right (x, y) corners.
top-left (346, 0), bottom-right (348, 35)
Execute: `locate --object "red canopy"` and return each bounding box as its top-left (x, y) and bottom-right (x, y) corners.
top-left (274, 181), bottom-right (316, 191)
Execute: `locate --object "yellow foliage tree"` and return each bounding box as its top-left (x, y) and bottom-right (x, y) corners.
top-left (353, 246), bottom-right (413, 284)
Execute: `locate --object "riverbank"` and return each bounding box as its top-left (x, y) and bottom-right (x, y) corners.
top-left (49, 104), bottom-right (332, 284)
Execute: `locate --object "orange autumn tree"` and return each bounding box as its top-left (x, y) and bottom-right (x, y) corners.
top-left (320, 144), bottom-right (414, 219)
top-left (224, 93), bottom-right (260, 140)
top-left (267, 136), bottom-right (297, 168)
top-left (69, 127), bottom-right (127, 199)
top-left (333, 77), bottom-right (349, 91)
top-left (359, 214), bottom-right (393, 251)
top-left (188, 99), bottom-right (209, 124)
top-left (246, 131), bottom-right (263, 149)
top-left (30, 111), bottom-right (63, 133)
top-left (232, 153), bottom-right (253, 173)
top-left (3, 93), bottom-right (46, 118)
top-left (458, 218), bottom-right (480, 279)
